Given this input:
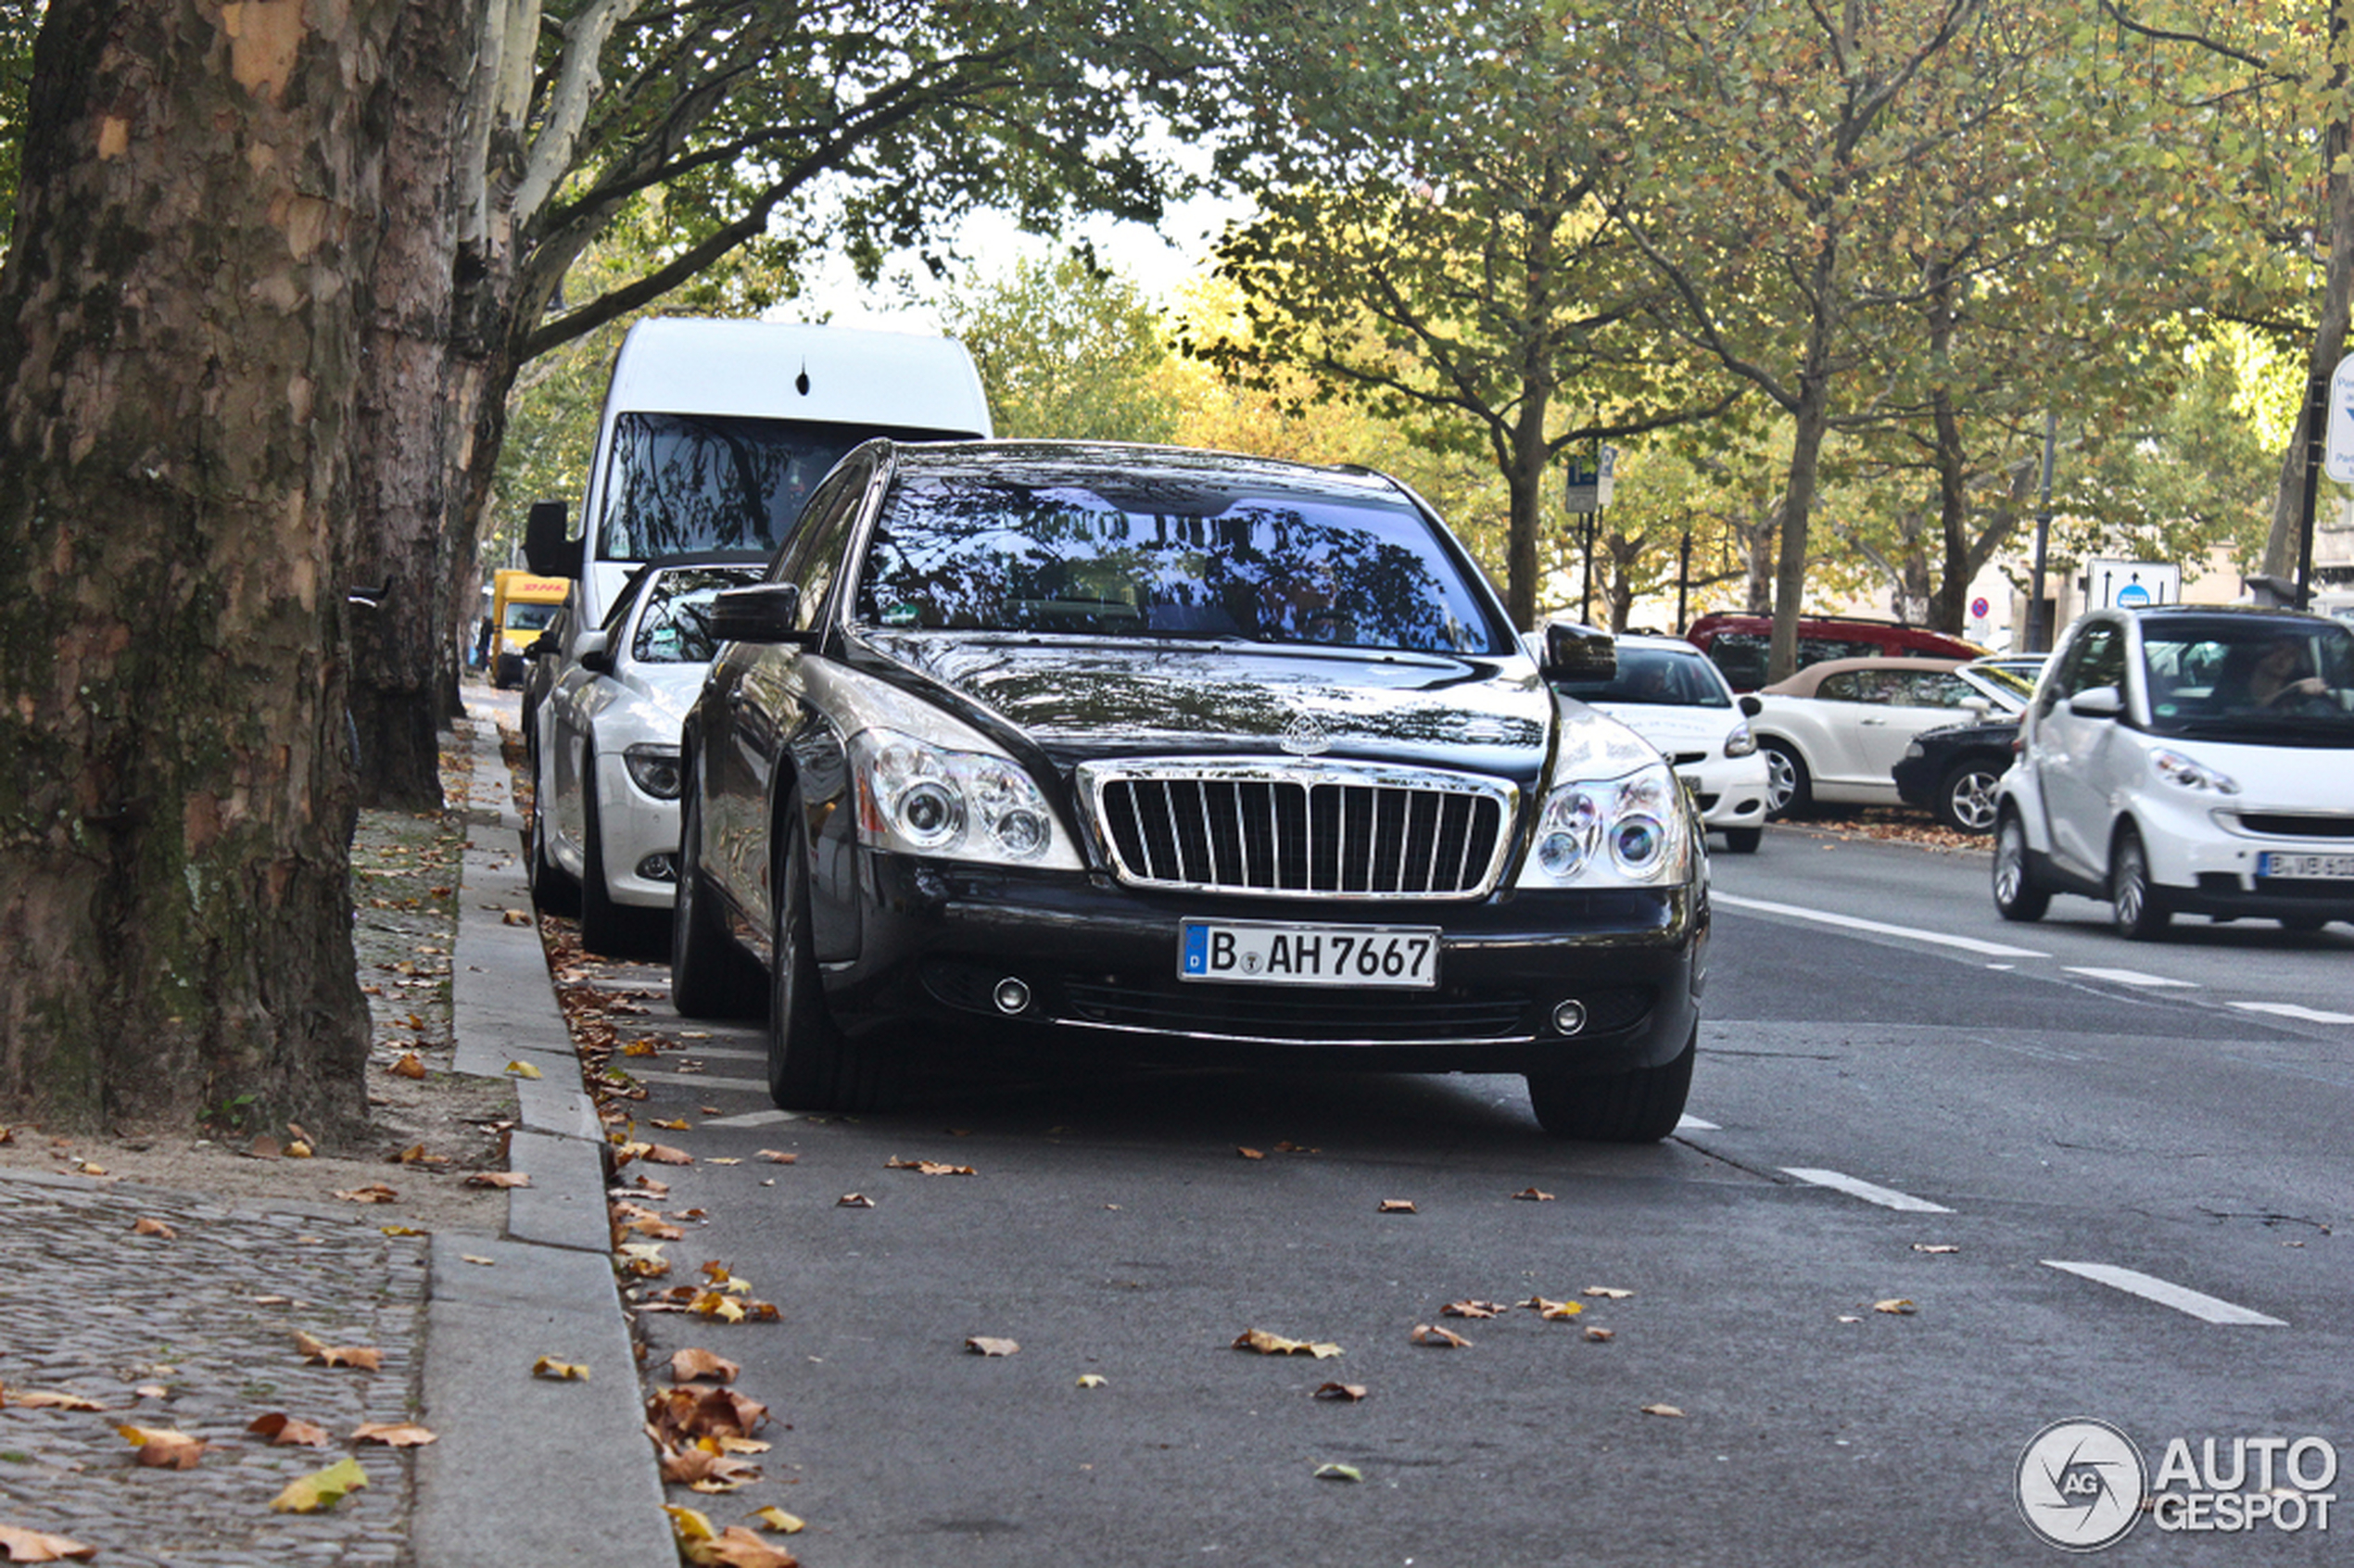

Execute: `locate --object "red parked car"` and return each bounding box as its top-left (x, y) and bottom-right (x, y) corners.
top-left (1686, 612), bottom-right (1987, 692)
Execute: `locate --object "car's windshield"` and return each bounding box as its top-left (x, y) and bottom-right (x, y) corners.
top-left (2143, 618), bottom-right (2354, 740)
top-left (504, 601), bottom-right (559, 633)
top-left (1555, 647), bottom-right (1728, 708)
top-left (1966, 663), bottom-right (2038, 702)
top-left (595, 413), bottom-right (958, 562)
top-left (853, 474), bottom-right (1509, 656)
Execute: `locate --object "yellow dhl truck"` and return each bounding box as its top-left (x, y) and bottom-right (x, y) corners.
top-left (488, 570), bottom-right (569, 689)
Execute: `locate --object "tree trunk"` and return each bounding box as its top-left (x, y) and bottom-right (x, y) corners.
top-left (1767, 240), bottom-right (1841, 685)
top-left (0, 0), bottom-right (402, 1134)
top-left (2265, 20), bottom-right (2352, 582)
top-left (348, 0), bottom-right (474, 809)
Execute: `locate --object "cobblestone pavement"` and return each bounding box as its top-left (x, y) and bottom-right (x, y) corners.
top-left (0, 1174), bottom-right (428, 1564)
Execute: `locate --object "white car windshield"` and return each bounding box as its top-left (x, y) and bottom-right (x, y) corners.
top-left (1553, 647), bottom-right (1729, 708)
top-left (2142, 617), bottom-right (2354, 741)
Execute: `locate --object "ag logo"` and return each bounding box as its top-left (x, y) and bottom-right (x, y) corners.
top-left (2017, 1419), bottom-right (2145, 1551)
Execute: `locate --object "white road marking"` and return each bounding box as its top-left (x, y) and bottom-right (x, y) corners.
top-left (1675, 1114), bottom-right (1720, 1132)
top-left (1780, 1168), bottom-right (1955, 1213)
top-left (2042, 1261), bottom-right (2285, 1326)
top-left (2229, 1001), bottom-right (2354, 1024)
top-left (1711, 892), bottom-right (2048, 958)
top-left (2063, 966), bottom-right (2197, 988)
top-left (628, 1072), bottom-right (771, 1094)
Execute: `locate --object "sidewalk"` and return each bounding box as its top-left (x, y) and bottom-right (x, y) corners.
top-left (0, 711), bottom-right (671, 1566)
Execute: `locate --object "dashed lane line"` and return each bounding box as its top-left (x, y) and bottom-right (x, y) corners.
top-left (1779, 1167), bottom-right (1955, 1213)
top-left (2229, 1001), bottom-right (2354, 1025)
top-left (2063, 966), bottom-right (2199, 988)
top-left (2041, 1261), bottom-right (2286, 1326)
top-left (1710, 892), bottom-right (2048, 958)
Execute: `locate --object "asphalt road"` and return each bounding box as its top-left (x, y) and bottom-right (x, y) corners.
top-left (593, 820), bottom-right (2351, 1567)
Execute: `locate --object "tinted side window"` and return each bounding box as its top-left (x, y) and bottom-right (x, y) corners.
top-left (768, 462), bottom-right (871, 633)
top-left (2043, 624), bottom-right (2120, 714)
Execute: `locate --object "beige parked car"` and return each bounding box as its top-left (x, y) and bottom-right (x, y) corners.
top-left (1749, 656), bottom-right (2026, 817)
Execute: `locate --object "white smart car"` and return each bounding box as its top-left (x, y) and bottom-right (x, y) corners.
top-left (1538, 631), bottom-right (1773, 853)
top-left (531, 560), bottom-right (761, 954)
top-left (1992, 603), bottom-right (2354, 938)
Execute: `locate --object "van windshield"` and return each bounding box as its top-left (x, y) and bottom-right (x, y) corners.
top-left (596, 413), bottom-right (958, 562)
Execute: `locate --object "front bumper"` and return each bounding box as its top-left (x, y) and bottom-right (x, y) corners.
top-left (2145, 799), bottom-right (2354, 922)
top-left (812, 854), bottom-right (1706, 1076)
top-left (593, 753), bottom-right (682, 909)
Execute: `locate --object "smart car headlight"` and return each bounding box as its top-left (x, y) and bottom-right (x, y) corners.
top-left (2151, 749), bottom-right (2240, 796)
top-left (1519, 756), bottom-right (1691, 889)
top-left (850, 727), bottom-right (1069, 866)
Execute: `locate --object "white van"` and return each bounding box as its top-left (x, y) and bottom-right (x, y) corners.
top-left (523, 317), bottom-right (993, 633)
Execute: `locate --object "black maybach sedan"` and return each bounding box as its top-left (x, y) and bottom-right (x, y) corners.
top-left (670, 440), bottom-right (1709, 1140)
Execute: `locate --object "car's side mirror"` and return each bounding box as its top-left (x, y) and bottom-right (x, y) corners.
top-left (524, 499), bottom-right (576, 579)
top-left (2068, 685), bottom-right (2124, 719)
top-left (1960, 696), bottom-right (1992, 719)
top-left (525, 632), bottom-right (561, 659)
top-left (709, 583), bottom-right (812, 646)
top-left (1538, 620), bottom-right (1615, 682)
top-left (576, 629), bottom-right (613, 677)
top-left (1738, 694), bottom-right (1763, 718)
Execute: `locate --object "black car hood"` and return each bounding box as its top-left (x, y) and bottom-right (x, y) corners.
top-left (861, 633), bottom-right (1554, 783)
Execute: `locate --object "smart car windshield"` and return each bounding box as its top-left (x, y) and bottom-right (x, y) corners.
top-left (2143, 617), bottom-right (2354, 741)
top-left (1554, 647), bottom-right (1729, 707)
top-left (854, 473), bottom-right (1508, 655)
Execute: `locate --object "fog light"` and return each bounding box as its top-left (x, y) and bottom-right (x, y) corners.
top-left (637, 853), bottom-right (676, 882)
top-left (1551, 999), bottom-right (1588, 1036)
top-left (993, 977), bottom-right (1031, 1016)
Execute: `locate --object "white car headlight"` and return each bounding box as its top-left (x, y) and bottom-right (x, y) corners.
top-left (1519, 757), bottom-right (1691, 888)
top-left (850, 727), bottom-right (1067, 866)
top-left (1725, 723), bottom-right (1758, 759)
top-left (2151, 748), bottom-right (2240, 796)
top-left (622, 742), bottom-right (683, 800)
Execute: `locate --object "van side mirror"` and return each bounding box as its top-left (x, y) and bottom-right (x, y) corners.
top-left (2068, 685), bottom-right (2124, 719)
top-left (524, 499), bottom-right (576, 578)
top-left (709, 583), bottom-right (811, 646)
top-left (1538, 620), bottom-right (1615, 682)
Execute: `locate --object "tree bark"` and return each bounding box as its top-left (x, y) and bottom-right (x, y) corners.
top-left (0, 0), bottom-right (402, 1134)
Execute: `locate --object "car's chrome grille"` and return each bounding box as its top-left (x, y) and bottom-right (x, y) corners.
top-left (1077, 761), bottom-right (1515, 899)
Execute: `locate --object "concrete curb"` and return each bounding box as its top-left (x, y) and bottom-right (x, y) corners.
top-left (409, 714), bottom-right (674, 1567)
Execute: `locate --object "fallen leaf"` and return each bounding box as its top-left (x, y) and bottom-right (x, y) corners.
top-left (131, 1217), bottom-right (177, 1240)
top-left (285, 1140), bottom-right (314, 1158)
top-left (748, 1507), bottom-right (804, 1534)
top-left (503, 1060), bottom-right (543, 1079)
top-left (380, 1224), bottom-right (426, 1238)
top-left (1873, 1298), bottom-right (1918, 1315)
top-left (652, 1118), bottom-right (692, 1132)
top-left (1520, 1296), bottom-right (1585, 1321)
top-left (466, 1171), bottom-right (532, 1189)
top-left (270, 1455), bottom-right (369, 1512)
top-left (461, 1254), bottom-right (496, 1267)
top-left (247, 1411), bottom-right (333, 1447)
top-left (3, 1389), bottom-right (106, 1411)
top-left (885, 1157), bottom-right (976, 1176)
top-left (1512, 1186), bottom-right (1556, 1201)
top-left (246, 1135), bottom-right (282, 1160)
top-left (1584, 1326), bottom-right (1615, 1343)
top-left (1075, 1373), bottom-right (1108, 1388)
top-left (292, 1333), bottom-right (383, 1371)
top-left (501, 908), bottom-right (534, 927)
top-left (0, 1523), bottom-right (95, 1561)
top-left (964, 1337), bottom-right (1019, 1357)
top-left (836, 1194), bottom-right (874, 1208)
top-left (691, 1525), bottom-right (799, 1568)
top-left (641, 1144), bottom-right (695, 1166)
top-left (386, 1053), bottom-right (427, 1080)
top-left (1233, 1329), bottom-right (1343, 1359)
top-left (1640, 1403), bottom-right (1687, 1418)
top-left (1313, 1382), bottom-right (1368, 1402)
top-left (351, 1422), bottom-right (437, 1447)
top-left (116, 1425), bottom-right (207, 1468)
top-left (663, 1445), bottom-right (761, 1490)
top-left (1410, 1323), bottom-right (1471, 1347)
top-left (1313, 1462), bottom-right (1362, 1482)
top-left (333, 1183), bottom-right (399, 1205)
top-left (1583, 1285), bottom-right (1635, 1299)
top-left (671, 1349), bottom-right (740, 1385)
top-left (531, 1356), bottom-right (590, 1381)
top-left (755, 1150), bottom-right (797, 1164)
top-left (706, 1157), bottom-right (740, 1166)
top-left (1441, 1300), bottom-right (1503, 1319)
top-left (1377, 1199), bottom-right (1418, 1214)
top-left (1236, 1146), bottom-right (1263, 1159)
top-left (133, 1385), bottom-right (168, 1399)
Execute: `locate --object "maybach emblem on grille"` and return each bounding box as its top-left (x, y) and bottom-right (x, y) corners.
top-left (1280, 714), bottom-right (1331, 756)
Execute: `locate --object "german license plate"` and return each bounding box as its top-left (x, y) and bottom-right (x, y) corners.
top-left (2258, 852), bottom-right (2354, 879)
top-left (1179, 920), bottom-right (1439, 989)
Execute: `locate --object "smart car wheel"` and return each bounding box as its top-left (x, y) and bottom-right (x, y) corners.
top-left (1991, 811), bottom-right (2048, 922)
top-left (1760, 740), bottom-right (1811, 819)
top-left (2109, 823), bottom-right (2171, 940)
top-left (766, 788), bottom-right (888, 1112)
top-left (1936, 760), bottom-right (2002, 834)
top-left (576, 752), bottom-right (628, 956)
top-left (1720, 827), bottom-right (1763, 854)
top-left (1525, 1023), bottom-right (1695, 1143)
top-left (670, 773), bottom-right (764, 1018)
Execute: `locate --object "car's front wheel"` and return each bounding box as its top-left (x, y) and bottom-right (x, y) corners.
top-left (1935, 759), bottom-right (2003, 834)
top-left (766, 787), bottom-right (891, 1112)
top-left (1760, 740), bottom-right (1811, 819)
top-left (1525, 1024), bottom-right (1695, 1143)
top-left (1992, 810), bottom-right (2048, 922)
top-left (1719, 826), bottom-right (1763, 854)
top-left (2109, 823), bottom-right (2171, 940)
top-left (670, 771), bottom-right (764, 1018)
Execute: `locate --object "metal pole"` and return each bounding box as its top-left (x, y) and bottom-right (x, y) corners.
top-left (1579, 511), bottom-right (1595, 623)
top-left (2030, 411), bottom-right (2057, 651)
top-left (1677, 530), bottom-right (1690, 631)
top-left (2296, 365), bottom-right (2326, 611)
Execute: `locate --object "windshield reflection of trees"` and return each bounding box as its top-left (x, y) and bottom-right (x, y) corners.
top-left (856, 475), bottom-right (1499, 655)
top-left (634, 567), bottom-right (759, 664)
top-left (599, 414), bottom-right (857, 559)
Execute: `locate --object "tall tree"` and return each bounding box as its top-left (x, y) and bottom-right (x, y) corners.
top-left (943, 253), bottom-right (1183, 444)
top-left (0, 0), bottom-right (407, 1131)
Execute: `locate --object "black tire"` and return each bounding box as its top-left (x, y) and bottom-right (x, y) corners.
top-left (766, 788), bottom-right (890, 1112)
top-left (1935, 759), bottom-right (2003, 834)
top-left (1525, 1023), bottom-right (1696, 1143)
top-left (1991, 810), bottom-right (2048, 922)
top-left (526, 758), bottom-right (579, 917)
top-left (576, 754), bottom-right (627, 955)
top-left (1719, 826), bottom-right (1763, 854)
top-left (1760, 740), bottom-right (1811, 820)
top-left (670, 769), bottom-right (764, 1018)
top-left (2109, 823), bottom-right (2171, 940)
top-left (2280, 915), bottom-right (2329, 934)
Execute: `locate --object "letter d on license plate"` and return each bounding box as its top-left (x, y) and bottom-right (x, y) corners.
top-left (1179, 919), bottom-right (1439, 990)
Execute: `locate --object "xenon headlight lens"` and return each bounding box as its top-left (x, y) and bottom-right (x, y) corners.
top-left (1521, 757), bottom-right (1690, 888)
top-left (2152, 749), bottom-right (2239, 796)
top-left (852, 727), bottom-right (1058, 864)
top-left (622, 743), bottom-right (683, 800)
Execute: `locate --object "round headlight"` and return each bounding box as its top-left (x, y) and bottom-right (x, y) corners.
top-left (896, 779), bottom-right (962, 846)
top-left (1537, 789), bottom-right (1600, 878)
top-left (1613, 814), bottom-right (1665, 872)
